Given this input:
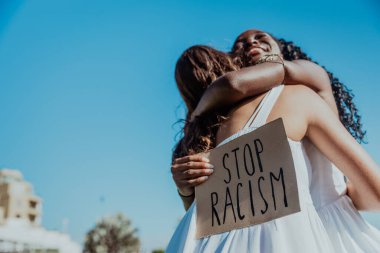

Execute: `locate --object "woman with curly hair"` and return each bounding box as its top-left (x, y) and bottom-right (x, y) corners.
top-left (169, 29), bottom-right (380, 252)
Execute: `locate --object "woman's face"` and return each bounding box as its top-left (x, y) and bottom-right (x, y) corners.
top-left (232, 29), bottom-right (282, 66)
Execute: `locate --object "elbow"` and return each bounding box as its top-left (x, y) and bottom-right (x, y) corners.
top-left (373, 191), bottom-right (380, 211)
top-left (368, 183), bottom-right (380, 211)
top-left (221, 73), bottom-right (248, 97)
top-left (365, 192), bottom-right (380, 211)
top-left (366, 195), bottom-right (380, 211)
top-left (348, 183), bottom-right (380, 211)
top-left (314, 66), bottom-right (332, 93)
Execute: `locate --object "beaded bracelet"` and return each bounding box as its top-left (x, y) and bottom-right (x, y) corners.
top-left (256, 54), bottom-right (286, 84)
top-left (255, 54), bottom-right (285, 66)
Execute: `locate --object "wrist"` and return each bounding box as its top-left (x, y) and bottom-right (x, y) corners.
top-left (255, 54), bottom-right (284, 66)
top-left (177, 187), bottom-right (195, 197)
top-left (256, 54), bottom-right (286, 84)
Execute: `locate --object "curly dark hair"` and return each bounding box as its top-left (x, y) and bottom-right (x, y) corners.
top-left (231, 35), bottom-right (366, 143)
top-left (276, 38), bottom-right (366, 143)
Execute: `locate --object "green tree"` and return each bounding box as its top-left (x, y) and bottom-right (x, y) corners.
top-left (83, 213), bottom-right (140, 253)
top-left (151, 250), bottom-right (164, 253)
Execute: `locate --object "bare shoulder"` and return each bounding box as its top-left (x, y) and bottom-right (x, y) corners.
top-left (291, 60), bottom-right (328, 74)
top-left (280, 84), bottom-right (336, 127)
top-left (282, 85), bottom-right (326, 118)
top-left (279, 85), bottom-right (319, 109)
top-left (283, 84), bottom-right (317, 96)
top-left (292, 59), bottom-right (321, 67)
top-left (269, 85), bottom-right (321, 141)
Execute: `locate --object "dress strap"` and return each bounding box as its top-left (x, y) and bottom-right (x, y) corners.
top-left (248, 85), bottom-right (285, 128)
top-left (242, 88), bottom-right (274, 129)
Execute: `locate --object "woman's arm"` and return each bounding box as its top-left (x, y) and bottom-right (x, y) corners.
top-left (192, 59), bottom-right (338, 120)
top-left (303, 87), bottom-right (380, 210)
top-left (191, 61), bottom-right (285, 120)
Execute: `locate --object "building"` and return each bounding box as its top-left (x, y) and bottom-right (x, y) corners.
top-left (0, 169), bottom-right (42, 226)
top-left (0, 169), bottom-right (81, 253)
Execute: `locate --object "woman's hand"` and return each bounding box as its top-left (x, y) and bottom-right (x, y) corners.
top-left (171, 154), bottom-right (214, 196)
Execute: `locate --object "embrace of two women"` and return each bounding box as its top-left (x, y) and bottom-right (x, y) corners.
top-left (167, 29), bottom-right (380, 252)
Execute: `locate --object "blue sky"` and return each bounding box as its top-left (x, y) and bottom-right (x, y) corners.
top-left (0, 0), bottom-right (379, 251)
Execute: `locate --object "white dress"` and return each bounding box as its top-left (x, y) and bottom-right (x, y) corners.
top-left (166, 85), bottom-right (335, 253)
top-left (305, 140), bottom-right (380, 252)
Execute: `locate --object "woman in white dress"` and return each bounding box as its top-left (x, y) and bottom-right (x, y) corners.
top-left (173, 30), bottom-right (380, 252)
top-left (168, 31), bottom-right (379, 252)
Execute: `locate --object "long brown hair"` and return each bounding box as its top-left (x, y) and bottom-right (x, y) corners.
top-left (173, 45), bottom-right (238, 160)
top-left (173, 33), bottom-right (366, 164)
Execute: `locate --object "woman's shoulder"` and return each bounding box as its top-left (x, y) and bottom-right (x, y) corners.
top-left (278, 85), bottom-right (319, 110)
top-left (278, 84), bottom-right (332, 125)
top-left (269, 85), bottom-right (320, 141)
top-left (288, 59), bottom-right (328, 77)
top-left (282, 84), bottom-right (317, 97)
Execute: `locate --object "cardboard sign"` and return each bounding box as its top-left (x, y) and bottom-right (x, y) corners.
top-left (195, 118), bottom-right (300, 238)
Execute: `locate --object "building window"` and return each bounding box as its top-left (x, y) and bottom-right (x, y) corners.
top-left (30, 200), bottom-right (37, 209)
top-left (29, 214), bottom-right (36, 222)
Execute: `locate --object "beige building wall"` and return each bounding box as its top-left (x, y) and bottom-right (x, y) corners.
top-left (0, 169), bottom-right (81, 253)
top-left (0, 207), bottom-right (4, 224)
top-left (0, 169), bottom-right (42, 226)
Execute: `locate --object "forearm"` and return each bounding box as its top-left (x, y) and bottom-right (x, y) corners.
top-left (179, 194), bottom-right (195, 211)
top-left (343, 145), bottom-right (380, 211)
top-left (306, 90), bottom-right (380, 211)
top-left (313, 126), bottom-right (380, 211)
top-left (193, 59), bottom-right (339, 119)
top-left (192, 62), bottom-right (284, 118)
top-left (177, 188), bottom-right (195, 211)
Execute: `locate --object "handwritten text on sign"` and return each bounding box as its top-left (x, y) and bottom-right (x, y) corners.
top-left (195, 118), bottom-right (300, 238)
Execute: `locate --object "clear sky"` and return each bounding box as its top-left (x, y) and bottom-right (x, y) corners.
top-left (0, 0), bottom-right (379, 252)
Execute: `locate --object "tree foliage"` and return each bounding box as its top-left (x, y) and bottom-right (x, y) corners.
top-left (83, 213), bottom-right (140, 253)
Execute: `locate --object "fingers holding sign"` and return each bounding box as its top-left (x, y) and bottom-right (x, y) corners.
top-left (171, 154), bottom-right (214, 195)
